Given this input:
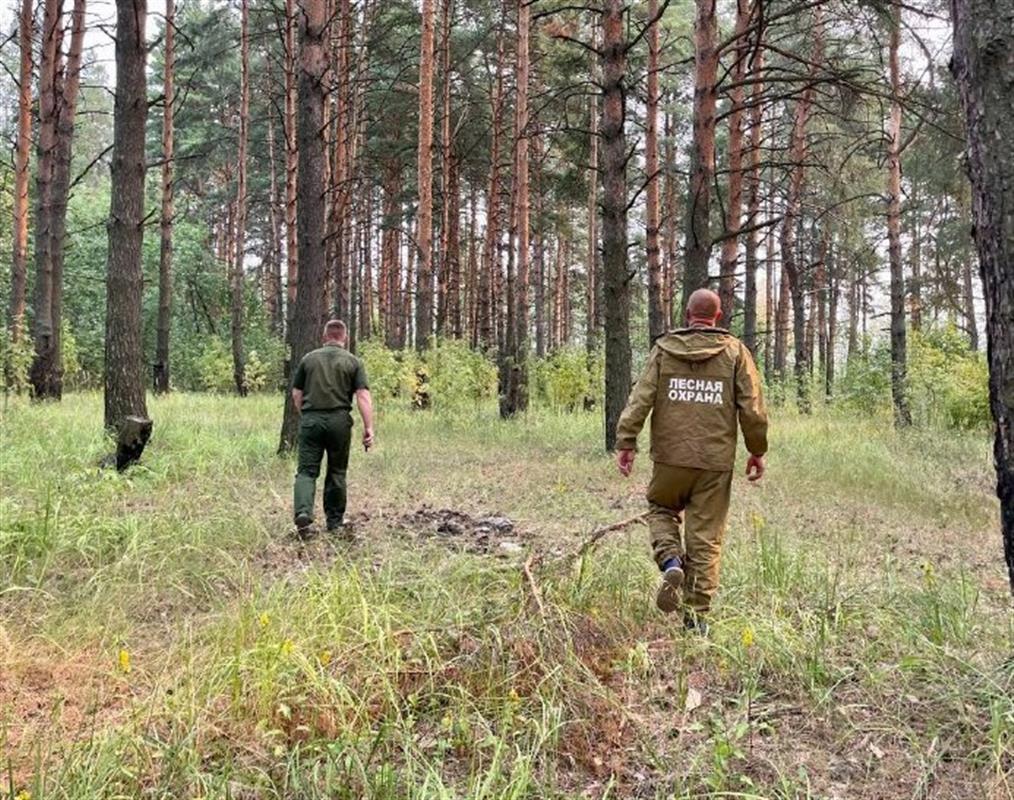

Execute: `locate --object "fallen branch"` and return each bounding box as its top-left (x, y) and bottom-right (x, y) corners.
top-left (522, 553), bottom-right (547, 619)
top-left (555, 513), bottom-right (649, 566)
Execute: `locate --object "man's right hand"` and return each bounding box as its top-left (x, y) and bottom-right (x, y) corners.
top-left (617, 449), bottom-right (635, 477)
top-left (746, 454), bottom-right (765, 482)
top-left (363, 427), bottom-right (375, 451)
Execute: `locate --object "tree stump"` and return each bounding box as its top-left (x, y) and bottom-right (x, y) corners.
top-left (102, 415), bottom-right (153, 471)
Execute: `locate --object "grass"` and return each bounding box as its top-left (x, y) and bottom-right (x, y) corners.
top-left (0, 392), bottom-right (1011, 799)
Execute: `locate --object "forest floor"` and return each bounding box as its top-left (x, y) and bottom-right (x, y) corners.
top-left (1, 393), bottom-right (1011, 799)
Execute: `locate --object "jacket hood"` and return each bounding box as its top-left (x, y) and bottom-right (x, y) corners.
top-left (655, 328), bottom-right (735, 362)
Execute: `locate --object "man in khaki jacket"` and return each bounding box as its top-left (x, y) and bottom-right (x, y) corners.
top-left (615, 289), bottom-right (768, 634)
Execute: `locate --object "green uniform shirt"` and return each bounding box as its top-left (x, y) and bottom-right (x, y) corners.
top-left (292, 344), bottom-right (369, 411)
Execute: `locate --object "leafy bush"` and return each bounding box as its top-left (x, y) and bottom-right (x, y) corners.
top-left (0, 328), bottom-right (32, 395)
top-left (837, 327), bottom-right (989, 430)
top-left (197, 338), bottom-right (236, 393)
top-left (532, 348), bottom-right (599, 410)
top-left (359, 339), bottom-right (410, 402)
top-left (908, 327), bottom-right (990, 430)
top-left (425, 338), bottom-right (498, 410)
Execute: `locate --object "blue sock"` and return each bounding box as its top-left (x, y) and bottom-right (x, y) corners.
top-left (661, 557), bottom-right (682, 573)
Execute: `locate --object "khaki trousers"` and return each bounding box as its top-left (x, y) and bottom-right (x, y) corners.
top-left (647, 462), bottom-right (733, 614)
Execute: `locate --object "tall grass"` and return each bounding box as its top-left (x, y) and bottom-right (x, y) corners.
top-left (1, 393), bottom-right (1010, 798)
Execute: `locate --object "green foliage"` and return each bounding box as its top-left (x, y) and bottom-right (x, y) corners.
top-left (423, 338), bottom-right (498, 411)
top-left (531, 347), bottom-right (600, 410)
top-left (0, 328), bottom-right (32, 395)
top-left (836, 328), bottom-right (989, 430)
top-left (908, 327), bottom-right (990, 430)
top-left (358, 339), bottom-right (411, 402)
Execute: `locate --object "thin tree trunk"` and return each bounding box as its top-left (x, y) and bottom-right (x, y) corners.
top-left (586, 72), bottom-right (600, 357)
top-left (962, 255), bottom-right (979, 351)
top-left (601, 0), bottom-right (631, 452)
top-left (154, 0), bottom-right (175, 394)
top-left (533, 133), bottom-right (546, 358)
top-left (826, 240), bottom-right (838, 399)
top-left (950, 0), bottom-right (1014, 593)
top-left (8, 0), bottom-right (33, 384)
top-left (266, 107), bottom-right (284, 335)
top-left (780, 8), bottom-right (821, 413)
top-left (718, 0), bottom-right (750, 323)
top-left (886, 0), bottom-right (911, 426)
top-left (682, 0), bottom-right (718, 307)
top-left (231, 0), bottom-right (250, 396)
top-left (105, 0), bottom-right (149, 431)
top-left (279, 0), bottom-right (329, 453)
top-left (742, 35), bottom-right (764, 354)
top-left (436, 0), bottom-right (454, 337)
top-left (284, 0), bottom-right (299, 335)
top-left (479, 41), bottom-right (505, 352)
top-left (503, 0), bottom-right (531, 417)
top-left (415, 0), bottom-right (436, 349)
top-left (662, 106), bottom-right (678, 325)
top-left (466, 184), bottom-right (479, 345)
top-left (645, 0), bottom-right (664, 343)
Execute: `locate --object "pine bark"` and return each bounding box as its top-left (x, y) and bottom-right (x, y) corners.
top-left (415, 0), bottom-right (436, 349)
top-left (586, 63), bottom-right (600, 357)
top-left (601, 0), bottom-right (631, 452)
top-left (154, 0), bottom-right (175, 394)
top-left (8, 0), bottom-right (33, 376)
top-left (231, 0), bottom-right (250, 396)
top-left (742, 34), bottom-right (764, 354)
top-left (962, 256), bottom-right (979, 350)
top-left (104, 0), bottom-right (149, 432)
top-left (479, 41), bottom-right (505, 353)
top-left (284, 0), bottom-right (299, 332)
top-left (645, 0), bottom-right (664, 343)
top-left (950, 0), bottom-right (1014, 593)
top-left (718, 0), bottom-right (750, 323)
top-left (503, 0), bottom-right (531, 417)
top-left (266, 107), bottom-right (285, 335)
top-left (279, 0), bottom-right (329, 452)
top-left (886, 1), bottom-right (911, 426)
top-left (681, 0), bottom-right (718, 307)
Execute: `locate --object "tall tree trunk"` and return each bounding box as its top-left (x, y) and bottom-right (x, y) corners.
top-left (436, 0), bottom-right (455, 337)
top-left (479, 41), bottom-right (505, 352)
top-left (826, 240), bottom-right (838, 399)
top-left (8, 0), bottom-right (33, 385)
top-left (645, 0), bottom-right (664, 344)
top-left (415, 0), bottom-right (436, 349)
top-left (533, 134), bottom-right (546, 357)
top-left (950, 0), bottom-right (1014, 594)
top-left (32, 0), bottom-right (60, 383)
top-left (154, 0), bottom-right (175, 394)
top-left (586, 70), bottom-right (600, 357)
top-left (662, 106), bottom-right (678, 325)
top-left (962, 255), bottom-right (979, 350)
top-left (601, 0), bottom-right (631, 452)
top-left (764, 186), bottom-right (776, 375)
top-left (32, 0), bottom-right (86, 400)
top-left (284, 0), bottom-right (299, 335)
top-left (279, 0), bottom-right (329, 453)
top-left (886, 0), bottom-right (911, 426)
top-left (503, 0), bottom-right (531, 417)
top-left (466, 184), bottom-right (479, 345)
top-left (742, 34), bottom-right (764, 354)
top-left (780, 8), bottom-right (821, 412)
top-left (266, 106), bottom-right (284, 335)
top-left (718, 0), bottom-right (750, 323)
top-left (105, 0), bottom-right (149, 432)
top-left (681, 0), bottom-right (718, 307)
top-left (381, 162), bottom-right (402, 347)
top-left (231, 0), bottom-right (250, 396)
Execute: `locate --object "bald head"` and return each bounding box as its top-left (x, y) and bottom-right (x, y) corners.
top-left (686, 289), bottom-right (722, 327)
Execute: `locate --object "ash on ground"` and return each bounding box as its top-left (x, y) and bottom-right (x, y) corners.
top-left (398, 506), bottom-right (525, 556)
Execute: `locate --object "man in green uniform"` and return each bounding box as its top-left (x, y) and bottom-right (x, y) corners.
top-left (615, 289), bottom-right (768, 634)
top-left (291, 319), bottom-right (374, 535)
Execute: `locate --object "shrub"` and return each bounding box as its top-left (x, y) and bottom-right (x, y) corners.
top-left (908, 327), bottom-right (990, 430)
top-left (359, 339), bottom-right (409, 402)
top-left (532, 348), bottom-right (598, 410)
top-left (425, 338), bottom-right (497, 410)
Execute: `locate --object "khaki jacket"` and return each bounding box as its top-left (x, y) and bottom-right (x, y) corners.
top-left (615, 328), bottom-right (768, 472)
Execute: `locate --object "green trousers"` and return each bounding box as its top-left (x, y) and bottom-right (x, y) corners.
top-left (647, 462), bottom-right (733, 614)
top-left (294, 410), bottom-right (352, 526)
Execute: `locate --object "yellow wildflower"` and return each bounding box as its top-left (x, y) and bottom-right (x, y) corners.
top-left (318, 649), bottom-right (333, 666)
top-left (259, 612), bottom-right (270, 628)
top-left (741, 626), bottom-right (755, 649)
top-left (280, 639), bottom-right (294, 656)
top-left (118, 649), bottom-right (131, 674)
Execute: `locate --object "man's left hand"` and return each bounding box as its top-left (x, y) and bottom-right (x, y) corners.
top-left (617, 449), bottom-right (635, 477)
